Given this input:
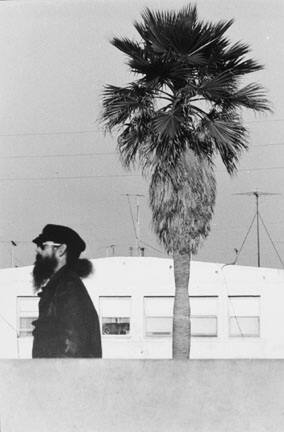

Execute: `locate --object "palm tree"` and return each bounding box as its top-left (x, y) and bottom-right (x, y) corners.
top-left (149, 151), bottom-right (216, 358)
top-left (102, 4), bottom-right (271, 358)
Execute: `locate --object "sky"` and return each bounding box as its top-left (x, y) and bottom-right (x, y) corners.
top-left (0, 0), bottom-right (283, 269)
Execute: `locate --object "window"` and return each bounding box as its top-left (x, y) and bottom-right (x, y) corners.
top-left (144, 297), bottom-right (173, 337)
top-left (228, 296), bottom-right (260, 337)
top-left (191, 296), bottom-right (218, 337)
top-left (144, 296), bottom-right (218, 338)
top-left (100, 297), bottom-right (131, 336)
top-left (17, 296), bottom-right (39, 337)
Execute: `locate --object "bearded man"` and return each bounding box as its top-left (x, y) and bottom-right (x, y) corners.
top-left (32, 224), bottom-right (102, 358)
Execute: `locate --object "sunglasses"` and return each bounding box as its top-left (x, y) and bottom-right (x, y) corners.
top-left (37, 241), bottom-right (62, 250)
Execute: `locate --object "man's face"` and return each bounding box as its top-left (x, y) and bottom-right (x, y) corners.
top-left (32, 242), bottom-right (60, 291)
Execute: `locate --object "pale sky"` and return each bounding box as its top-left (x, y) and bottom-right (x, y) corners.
top-left (0, 0), bottom-right (283, 268)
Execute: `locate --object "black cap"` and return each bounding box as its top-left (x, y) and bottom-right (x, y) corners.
top-left (33, 224), bottom-right (86, 254)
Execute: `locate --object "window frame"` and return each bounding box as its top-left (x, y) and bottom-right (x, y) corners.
top-left (190, 296), bottom-right (218, 338)
top-left (228, 295), bottom-right (261, 338)
top-left (191, 314), bottom-right (218, 338)
top-left (143, 296), bottom-right (173, 338)
top-left (99, 296), bottom-right (132, 338)
top-left (17, 296), bottom-right (39, 338)
top-left (143, 295), bottom-right (219, 338)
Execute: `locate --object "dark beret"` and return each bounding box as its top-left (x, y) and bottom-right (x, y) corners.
top-left (32, 224), bottom-right (86, 254)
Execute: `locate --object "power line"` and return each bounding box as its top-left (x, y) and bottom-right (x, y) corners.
top-left (0, 129), bottom-right (98, 137)
top-left (1, 141), bottom-right (284, 160)
top-left (0, 117), bottom-right (282, 139)
top-left (0, 174), bottom-right (142, 181)
top-left (212, 220), bottom-right (284, 233)
top-left (253, 142), bottom-right (284, 147)
top-left (244, 118), bottom-right (284, 123)
top-left (0, 117), bottom-right (280, 137)
top-left (0, 152), bottom-right (116, 159)
top-left (218, 166), bottom-right (284, 173)
top-left (1, 164), bottom-right (284, 182)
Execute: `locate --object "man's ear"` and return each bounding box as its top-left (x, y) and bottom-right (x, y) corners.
top-left (57, 243), bottom-right (67, 257)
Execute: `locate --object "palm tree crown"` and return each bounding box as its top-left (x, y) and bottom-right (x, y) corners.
top-left (102, 4), bottom-right (271, 176)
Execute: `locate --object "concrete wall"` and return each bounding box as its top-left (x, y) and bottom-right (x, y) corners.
top-left (0, 359), bottom-right (283, 432)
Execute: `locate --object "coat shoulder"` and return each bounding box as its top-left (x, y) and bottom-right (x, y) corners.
top-left (55, 269), bottom-right (87, 298)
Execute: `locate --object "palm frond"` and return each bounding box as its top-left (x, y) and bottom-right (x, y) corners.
top-left (222, 41), bottom-right (250, 61)
top-left (117, 125), bottom-right (141, 169)
top-left (213, 19), bottom-right (234, 38)
top-left (198, 71), bottom-right (238, 100)
top-left (129, 56), bottom-right (206, 86)
top-left (177, 4), bottom-right (198, 24)
top-left (117, 111), bottom-right (154, 168)
top-left (128, 57), bottom-right (172, 81)
top-left (203, 113), bottom-right (248, 174)
top-left (111, 37), bottom-right (144, 59)
top-left (102, 84), bottom-right (153, 130)
top-left (226, 58), bottom-right (263, 75)
top-left (136, 6), bottom-right (230, 60)
top-left (139, 8), bottom-right (178, 53)
top-left (224, 83), bottom-right (272, 112)
top-left (152, 107), bottom-right (184, 139)
top-left (209, 19), bottom-right (234, 53)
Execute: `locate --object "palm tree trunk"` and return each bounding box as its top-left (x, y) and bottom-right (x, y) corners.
top-left (172, 251), bottom-right (191, 359)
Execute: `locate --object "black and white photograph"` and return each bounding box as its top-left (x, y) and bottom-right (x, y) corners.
top-left (0, 0), bottom-right (283, 430)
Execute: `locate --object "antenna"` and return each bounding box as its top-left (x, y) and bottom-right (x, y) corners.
top-left (234, 190), bottom-right (282, 267)
top-left (106, 244), bottom-right (116, 257)
top-left (11, 240), bottom-right (17, 267)
top-left (121, 193), bottom-right (145, 256)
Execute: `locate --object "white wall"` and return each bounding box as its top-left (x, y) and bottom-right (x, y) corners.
top-left (0, 257), bottom-right (284, 359)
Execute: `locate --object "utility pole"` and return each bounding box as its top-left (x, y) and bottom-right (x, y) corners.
top-left (234, 191), bottom-right (281, 267)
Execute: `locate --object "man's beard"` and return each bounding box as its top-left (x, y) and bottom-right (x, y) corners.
top-left (32, 253), bottom-right (58, 291)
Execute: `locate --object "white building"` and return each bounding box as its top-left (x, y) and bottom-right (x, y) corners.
top-left (0, 257), bottom-right (283, 359)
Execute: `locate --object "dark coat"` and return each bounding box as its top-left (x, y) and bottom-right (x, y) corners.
top-left (32, 266), bottom-right (102, 358)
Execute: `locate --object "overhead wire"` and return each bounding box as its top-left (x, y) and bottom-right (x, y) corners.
top-left (0, 129), bottom-right (98, 137)
top-left (0, 152), bottom-right (117, 159)
top-left (0, 174), bottom-right (142, 181)
top-left (0, 117), bottom-right (281, 138)
top-left (1, 164), bottom-right (284, 182)
top-left (1, 141), bottom-right (284, 160)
